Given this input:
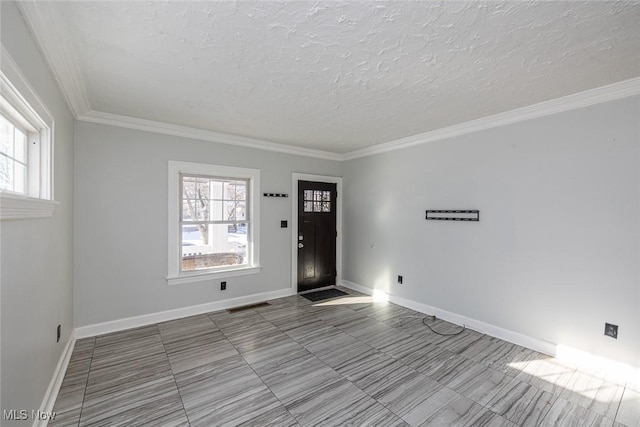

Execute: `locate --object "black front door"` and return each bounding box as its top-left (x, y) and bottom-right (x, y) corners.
top-left (297, 180), bottom-right (337, 293)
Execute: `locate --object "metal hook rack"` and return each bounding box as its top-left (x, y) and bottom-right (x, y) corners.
top-left (426, 210), bottom-right (479, 221)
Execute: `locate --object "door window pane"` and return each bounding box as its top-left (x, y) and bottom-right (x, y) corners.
top-left (304, 201), bottom-right (313, 212)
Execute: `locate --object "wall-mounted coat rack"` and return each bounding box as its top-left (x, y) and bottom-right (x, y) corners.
top-left (263, 193), bottom-right (289, 198)
top-left (426, 210), bottom-right (479, 221)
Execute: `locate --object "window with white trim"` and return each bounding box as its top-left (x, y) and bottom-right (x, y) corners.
top-left (0, 64), bottom-right (55, 220)
top-left (0, 112), bottom-right (29, 194)
top-left (168, 161), bottom-right (261, 285)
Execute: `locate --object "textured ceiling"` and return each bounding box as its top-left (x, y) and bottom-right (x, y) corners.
top-left (31, 1), bottom-right (640, 153)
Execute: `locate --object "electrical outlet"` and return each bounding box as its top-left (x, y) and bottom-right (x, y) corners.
top-left (397, 275), bottom-right (403, 284)
top-left (604, 323), bottom-right (618, 339)
top-left (57, 324), bottom-right (61, 343)
top-left (281, 220), bottom-right (288, 228)
top-left (221, 281), bottom-right (227, 291)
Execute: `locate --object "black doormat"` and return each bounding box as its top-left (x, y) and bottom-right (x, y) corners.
top-left (301, 288), bottom-right (349, 302)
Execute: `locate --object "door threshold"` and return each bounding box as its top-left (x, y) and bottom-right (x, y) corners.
top-left (298, 285), bottom-right (336, 295)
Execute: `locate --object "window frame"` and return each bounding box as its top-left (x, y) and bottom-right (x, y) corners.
top-left (167, 161), bottom-right (261, 285)
top-left (179, 173), bottom-right (251, 273)
top-left (0, 113), bottom-right (30, 194)
top-left (0, 49), bottom-right (56, 220)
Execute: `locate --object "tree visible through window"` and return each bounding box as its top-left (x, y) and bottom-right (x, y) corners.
top-left (0, 113), bottom-right (28, 194)
top-left (180, 175), bottom-right (249, 271)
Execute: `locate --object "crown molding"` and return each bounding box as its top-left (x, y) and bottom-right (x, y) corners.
top-left (16, 1), bottom-right (91, 118)
top-left (15, 0), bottom-right (640, 161)
top-left (78, 75), bottom-right (640, 162)
top-left (342, 76), bottom-right (640, 161)
top-left (78, 110), bottom-right (343, 161)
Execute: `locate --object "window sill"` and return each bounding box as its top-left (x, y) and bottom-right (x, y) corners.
top-left (0, 192), bottom-right (59, 220)
top-left (167, 265), bottom-right (262, 286)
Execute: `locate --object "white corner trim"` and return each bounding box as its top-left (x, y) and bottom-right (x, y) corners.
top-left (79, 110), bottom-right (343, 161)
top-left (340, 280), bottom-right (557, 357)
top-left (74, 288), bottom-right (294, 339)
top-left (342, 76), bottom-right (640, 160)
top-left (167, 266), bottom-right (262, 286)
top-left (16, 1), bottom-right (91, 118)
top-left (0, 192), bottom-right (59, 220)
top-left (34, 331), bottom-right (75, 427)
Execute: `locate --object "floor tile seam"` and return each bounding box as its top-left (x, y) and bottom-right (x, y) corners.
top-left (479, 374), bottom-right (550, 425)
top-left (77, 337), bottom-right (97, 425)
top-left (294, 309), bottom-right (454, 407)
top-left (558, 381), bottom-right (627, 421)
top-left (611, 383), bottom-right (626, 426)
top-left (254, 306), bottom-right (295, 331)
top-left (240, 303), bottom-right (407, 423)
top-left (514, 383), bottom-right (558, 427)
top-left (91, 339), bottom-right (167, 358)
top-left (214, 314), bottom-right (301, 425)
top-left (438, 363), bottom-right (508, 406)
top-left (236, 345), bottom-right (301, 425)
top-left (338, 320), bottom-right (466, 391)
top-left (283, 325), bottom-right (416, 425)
top-left (426, 352), bottom-right (496, 387)
top-left (515, 367), bottom-right (580, 403)
top-left (460, 406), bottom-right (505, 427)
top-left (536, 397), bottom-right (589, 427)
top-left (458, 372), bottom-right (530, 427)
top-left (158, 326), bottom-right (223, 344)
top-left (92, 325), bottom-right (161, 349)
top-left (396, 383), bottom-right (479, 427)
top-left (157, 329), bottom-right (193, 427)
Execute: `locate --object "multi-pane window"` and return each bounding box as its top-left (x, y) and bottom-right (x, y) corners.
top-left (0, 113), bottom-right (28, 194)
top-left (180, 175), bottom-right (249, 272)
top-left (303, 189), bottom-right (331, 212)
top-left (0, 68), bottom-right (53, 220)
top-left (168, 161), bottom-right (260, 284)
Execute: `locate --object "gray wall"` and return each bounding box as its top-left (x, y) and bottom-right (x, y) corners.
top-left (73, 122), bottom-right (342, 327)
top-left (343, 96), bottom-right (640, 367)
top-left (1, 1), bottom-right (75, 421)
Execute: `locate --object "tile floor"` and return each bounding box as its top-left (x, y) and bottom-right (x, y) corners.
top-left (50, 288), bottom-right (640, 426)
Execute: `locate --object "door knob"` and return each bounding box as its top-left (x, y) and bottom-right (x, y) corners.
top-left (298, 243), bottom-right (304, 248)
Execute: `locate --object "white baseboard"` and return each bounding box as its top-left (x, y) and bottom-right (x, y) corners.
top-left (35, 331), bottom-right (76, 427)
top-left (341, 280), bottom-right (640, 379)
top-left (340, 280), bottom-right (372, 296)
top-left (389, 293), bottom-right (557, 357)
top-left (341, 280), bottom-right (556, 356)
top-left (74, 288), bottom-right (294, 338)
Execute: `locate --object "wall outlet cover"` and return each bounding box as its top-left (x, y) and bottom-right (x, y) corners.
top-left (221, 281), bottom-right (227, 291)
top-left (604, 323), bottom-right (618, 339)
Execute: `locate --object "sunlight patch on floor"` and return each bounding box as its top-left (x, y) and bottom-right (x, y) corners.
top-left (313, 289), bottom-right (389, 306)
top-left (507, 352), bottom-right (634, 404)
top-left (313, 296), bottom-right (374, 306)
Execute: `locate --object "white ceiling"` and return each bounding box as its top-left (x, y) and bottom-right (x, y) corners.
top-left (18, 1), bottom-right (640, 155)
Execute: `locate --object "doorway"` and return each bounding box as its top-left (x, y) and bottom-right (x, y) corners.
top-left (291, 174), bottom-right (342, 294)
